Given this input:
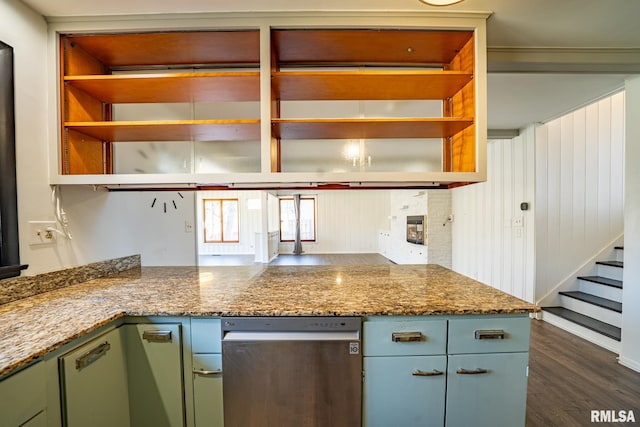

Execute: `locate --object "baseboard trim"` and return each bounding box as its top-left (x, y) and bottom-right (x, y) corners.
top-left (618, 356), bottom-right (640, 373)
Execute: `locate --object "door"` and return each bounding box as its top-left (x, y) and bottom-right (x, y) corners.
top-left (223, 335), bottom-right (362, 427)
top-left (59, 327), bottom-right (130, 427)
top-left (446, 352), bottom-right (529, 427)
top-left (364, 355), bottom-right (446, 427)
top-left (124, 323), bottom-right (184, 427)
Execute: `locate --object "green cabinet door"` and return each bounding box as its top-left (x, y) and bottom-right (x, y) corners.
top-left (193, 353), bottom-right (224, 427)
top-left (446, 352), bottom-right (529, 427)
top-left (21, 411), bottom-right (47, 427)
top-left (364, 355), bottom-right (446, 427)
top-left (59, 327), bottom-right (130, 427)
top-left (124, 323), bottom-right (184, 427)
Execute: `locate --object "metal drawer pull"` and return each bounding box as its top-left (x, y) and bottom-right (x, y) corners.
top-left (143, 330), bottom-right (172, 342)
top-left (75, 341), bottom-right (110, 370)
top-left (193, 369), bottom-right (223, 376)
top-left (412, 369), bottom-right (444, 377)
top-left (392, 331), bottom-right (424, 342)
top-left (474, 329), bottom-right (506, 340)
top-left (457, 368), bottom-right (489, 375)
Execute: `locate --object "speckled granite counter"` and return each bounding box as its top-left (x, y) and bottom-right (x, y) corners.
top-left (0, 264), bottom-right (537, 377)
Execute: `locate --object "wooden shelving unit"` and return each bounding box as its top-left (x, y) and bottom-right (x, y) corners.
top-left (271, 71), bottom-right (473, 101)
top-left (272, 117), bottom-right (473, 140)
top-left (60, 30), bottom-right (260, 174)
top-left (56, 17), bottom-right (486, 185)
top-left (64, 72), bottom-right (260, 103)
top-left (270, 28), bottom-right (477, 174)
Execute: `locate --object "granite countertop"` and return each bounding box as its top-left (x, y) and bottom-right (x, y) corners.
top-left (0, 264), bottom-right (537, 377)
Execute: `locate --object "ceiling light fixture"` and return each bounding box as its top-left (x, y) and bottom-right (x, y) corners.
top-left (418, 0), bottom-right (464, 6)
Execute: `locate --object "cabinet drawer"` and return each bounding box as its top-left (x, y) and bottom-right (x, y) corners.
top-left (448, 316), bottom-right (530, 354)
top-left (193, 353), bottom-right (223, 374)
top-left (364, 318), bottom-right (447, 356)
top-left (0, 362), bottom-right (45, 427)
top-left (192, 317), bottom-right (222, 353)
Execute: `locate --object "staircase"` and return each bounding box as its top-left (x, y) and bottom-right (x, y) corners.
top-left (543, 246), bottom-right (623, 353)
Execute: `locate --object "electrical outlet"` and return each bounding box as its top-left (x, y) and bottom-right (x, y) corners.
top-left (28, 221), bottom-right (57, 245)
top-left (184, 220), bottom-right (193, 233)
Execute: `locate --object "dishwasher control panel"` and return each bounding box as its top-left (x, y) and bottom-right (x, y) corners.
top-left (222, 316), bottom-right (361, 333)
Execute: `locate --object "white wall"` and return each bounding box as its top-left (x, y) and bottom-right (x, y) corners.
top-left (1, 0), bottom-right (197, 273)
top-left (452, 127), bottom-right (536, 302)
top-left (1, 0), bottom-right (52, 274)
top-left (620, 76), bottom-right (640, 372)
top-left (387, 190), bottom-right (428, 264)
top-left (384, 190), bottom-right (452, 266)
top-left (278, 190), bottom-right (389, 254)
top-left (61, 187), bottom-right (197, 266)
top-left (426, 191), bottom-right (453, 268)
top-left (535, 92), bottom-right (625, 304)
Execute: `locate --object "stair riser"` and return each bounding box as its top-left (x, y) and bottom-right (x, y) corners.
top-left (559, 295), bottom-right (622, 328)
top-left (542, 313), bottom-right (620, 354)
top-left (578, 281), bottom-right (623, 302)
top-left (597, 264), bottom-right (623, 281)
top-left (616, 250), bottom-right (624, 262)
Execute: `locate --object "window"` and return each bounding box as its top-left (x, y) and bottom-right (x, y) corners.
top-left (279, 197), bottom-right (316, 242)
top-left (203, 199), bottom-right (239, 243)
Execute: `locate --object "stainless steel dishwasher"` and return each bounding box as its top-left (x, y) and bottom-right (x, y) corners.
top-left (221, 317), bottom-right (362, 427)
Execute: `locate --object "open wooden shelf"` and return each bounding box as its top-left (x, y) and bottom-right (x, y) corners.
top-left (64, 31), bottom-right (260, 69)
top-left (272, 71), bottom-right (472, 101)
top-left (65, 120), bottom-right (261, 142)
top-left (272, 117), bottom-right (473, 140)
top-left (272, 29), bottom-right (474, 66)
top-left (58, 23), bottom-right (484, 182)
top-left (64, 72), bottom-right (260, 103)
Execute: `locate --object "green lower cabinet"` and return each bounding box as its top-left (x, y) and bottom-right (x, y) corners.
top-left (21, 411), bottom-right (47, 427)
top-left (59, 327), bottom-right (131, 427)
top-left (0, 360), bottom-right (46, 427)
top-left (363, 355), bottom-right (447, 427)
top-left (124, 323), bottom-right (185, 427)
top-left (192, 354), bottom-right (224, 427)
top-left (445, 352), bottom-right (529, 427)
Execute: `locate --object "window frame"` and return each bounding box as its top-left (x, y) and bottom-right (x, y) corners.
top-left (202, 198), bottom-right (240, 243)
top-left (278, 197), bottom-right (317, 243)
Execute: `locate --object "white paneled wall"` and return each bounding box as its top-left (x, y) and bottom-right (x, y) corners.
top-left (535, 92), bottom-right (625, 304)
top-left (621, 76), bottom-right (640, 372)
top-left (278, 190), bottom-right (390, 254)
top-left (452, 127), bottom-right (536, 303)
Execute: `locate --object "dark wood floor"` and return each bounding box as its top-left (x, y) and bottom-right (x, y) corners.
top-left (527, 320), bottom-right (640, 426)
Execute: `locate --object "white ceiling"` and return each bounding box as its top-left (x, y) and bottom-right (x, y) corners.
top-left (19, 0), bottom-right (640, 131)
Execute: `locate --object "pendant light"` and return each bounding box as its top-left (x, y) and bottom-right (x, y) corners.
top-left (419, 0), bottom-right (464, 5)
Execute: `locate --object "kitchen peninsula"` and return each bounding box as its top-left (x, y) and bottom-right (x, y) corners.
top-left (0, 259), bottom-right (537, 427)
